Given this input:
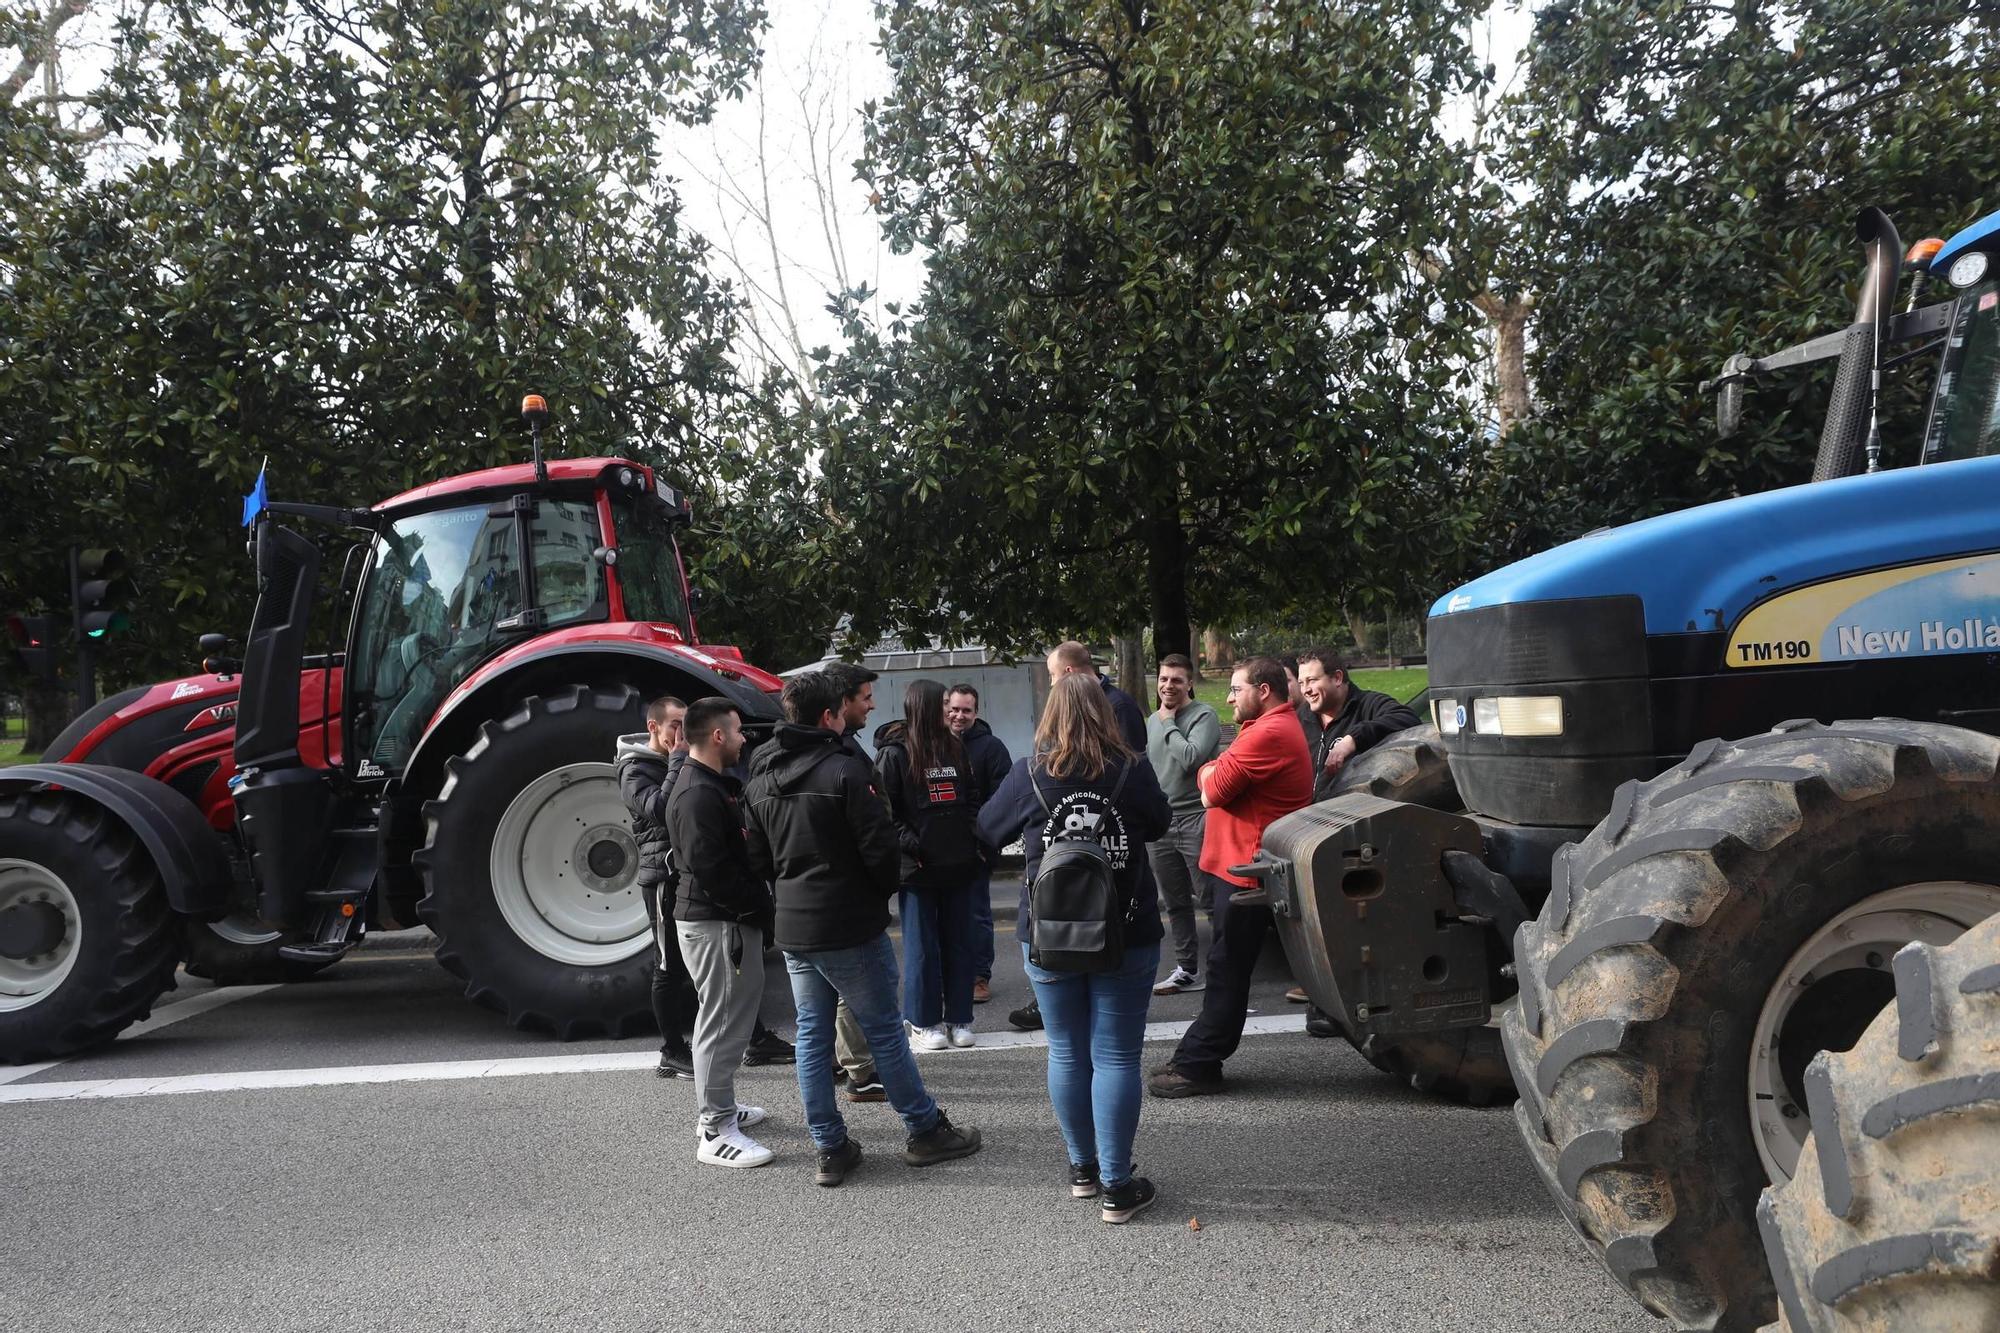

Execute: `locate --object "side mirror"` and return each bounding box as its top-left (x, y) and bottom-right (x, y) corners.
top-left (1717, 379), bottom-right (1743, 439)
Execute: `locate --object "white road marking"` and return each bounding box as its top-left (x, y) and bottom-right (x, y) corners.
top-left (0, 1012), bottom-right (1308, 1105)
top-left (0, 982), bottom-right (280, 1088)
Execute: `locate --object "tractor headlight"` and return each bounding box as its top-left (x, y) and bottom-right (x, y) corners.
top-left (1471, 695), bottom-right (1564, 737)
top-left (1435, 698), bottom-right (1462, 736)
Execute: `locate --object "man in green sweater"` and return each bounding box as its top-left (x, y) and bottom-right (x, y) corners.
top-left (1144, 653), bottom-right (1222, 994)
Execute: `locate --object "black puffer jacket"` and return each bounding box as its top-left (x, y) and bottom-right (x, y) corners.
top-left (664, 758), bottom-right (773, 928)
top-left (615, 733), bottom-right (686, 894)
top-left (743, 723), bottom-right (903, 952)
top-left (873, 720), bottom-right (985, 888)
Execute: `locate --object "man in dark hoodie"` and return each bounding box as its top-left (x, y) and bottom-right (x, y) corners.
top-left (618, 696), bottom-right (792, 1077)
top-left (946, 684), bottom-right (1010, 1003)
top-left (744, 670), bottom-right (983, 1187)
top-left (666, 697), bottom-right (776, 1169)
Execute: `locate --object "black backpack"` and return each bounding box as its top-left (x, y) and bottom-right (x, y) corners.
top-left (1027, 762), bottom-right (1132, 973)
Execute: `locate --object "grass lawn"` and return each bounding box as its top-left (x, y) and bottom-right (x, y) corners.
top-left (0, 737), bottom-right (40, 767)
top-left (1189, 665), bottom-right (1428, 715)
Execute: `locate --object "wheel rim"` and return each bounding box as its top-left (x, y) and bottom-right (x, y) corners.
top-left (1749, 880), bottom-right (2000, 1184)
top-left (207, 914), bottom-right (283, 947)
top-left (488, 760), bottom-right (650, 966)
top-left (0, 858), bottom-right (83, 1012)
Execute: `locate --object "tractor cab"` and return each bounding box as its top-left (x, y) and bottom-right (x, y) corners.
top-left (345, 458), bottom-right (695, 777)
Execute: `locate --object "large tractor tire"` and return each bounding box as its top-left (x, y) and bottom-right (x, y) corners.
top-left (415, 685), bottom-right (655, 1040)
top-left (1504, 720), bottom-right (2000, 1331)
top-left (1326, 724), bottom-right (1516, 1107)
top-left (182, 916), bottom-right (341, 986)
top-left (1755, 911), bottom-right (2000, 1332)
top-left (0, 790), bottom-right (181, 1062)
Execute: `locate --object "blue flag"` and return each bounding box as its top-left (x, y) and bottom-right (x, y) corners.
top-left (241, 463), bottom-right (268, 527)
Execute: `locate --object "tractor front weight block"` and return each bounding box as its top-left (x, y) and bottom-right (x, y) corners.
top-left (1248, 794), bottom-right (1492, 1043)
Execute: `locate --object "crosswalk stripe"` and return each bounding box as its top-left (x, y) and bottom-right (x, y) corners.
top-left (0, 1013), bottom-right (1308, 1105)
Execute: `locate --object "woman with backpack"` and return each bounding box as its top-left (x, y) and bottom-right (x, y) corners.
top-left (875, 678), bottom-right (987, 1050)
top-left (977, 673), bottom-right (1173, 1223)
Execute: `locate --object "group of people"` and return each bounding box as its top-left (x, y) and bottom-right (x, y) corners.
top-left (613, 638), bottom-right (1416, 1223)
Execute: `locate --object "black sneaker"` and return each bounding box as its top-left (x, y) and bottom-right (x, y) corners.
top-left (1304, 1004), bottom-right (1340, 1040)
top-left (904, 1111), bottom-right (983, 1167)
top-left (1008, 1001), bottom-right (1043, 1032)
top-left (815, 1137), bottom-right (863, 1188)
top-left (1100, 1176), bottom-right (1157, 1224)
top-left (742, 1028), bottom-right (797, 1066)
top-left (845, 1076), bottom-right (886, 1104)
top-left (656, 1047), bottom-right (696, 1080)
top-left (1070, 1161), bottom-right (1101, 1199)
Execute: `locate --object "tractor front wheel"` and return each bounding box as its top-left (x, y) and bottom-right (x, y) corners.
top-left (416, 685), bottom-right (655, 1039)
top-left (0, 790), bottom-right (180, 1063)
top-left (1504, 720), bottom-right (2000, 1331)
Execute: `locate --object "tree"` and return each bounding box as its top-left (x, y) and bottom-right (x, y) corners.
top-left (1, 0), bottom-right (767, 712)
top-left (1474, 0), bottom-right (2000, 568)
top-left (807, 0), bottom-right (1487, 661)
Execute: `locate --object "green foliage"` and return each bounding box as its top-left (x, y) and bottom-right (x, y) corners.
top-left (1, 0), bottom-right (765, 692)
top-left (1480, 0), bottom-right (2000, 564)
top-left (807, 0), bottom-right (1488, 660)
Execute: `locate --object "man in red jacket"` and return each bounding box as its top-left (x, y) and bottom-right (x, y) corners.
top-left (1148, 657), bottom-right (1313, 1098)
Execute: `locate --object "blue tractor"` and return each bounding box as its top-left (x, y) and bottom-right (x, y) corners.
top-left (1250, 207), bottom-right (2000, 1331)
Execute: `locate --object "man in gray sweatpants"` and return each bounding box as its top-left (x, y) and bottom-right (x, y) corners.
top-left (665, 697), bottom-right (778, 1169)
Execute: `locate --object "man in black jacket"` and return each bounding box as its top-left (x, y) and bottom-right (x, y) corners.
top-left (946, 684), bottom-right (1010, 1003)
top-left (1297, 648), bottom-right (1420, 801)
top-left (616, 696), bottom-right (697, 1079)
top-left (1288, 649), bottom-right (1420, 1012)
top-left (744, 671), bottom-right (983, 1187)
top-left (667, 697), bottom-right (778, 1169)
top-left (618, 696), bottom-right (791, 1078)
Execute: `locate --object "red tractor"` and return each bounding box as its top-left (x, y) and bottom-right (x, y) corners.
top-left (0, 405), bottom-right (785, 1062)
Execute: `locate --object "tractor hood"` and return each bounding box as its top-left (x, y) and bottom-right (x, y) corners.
top-left (1432, 454), bottom-right (2000, 636)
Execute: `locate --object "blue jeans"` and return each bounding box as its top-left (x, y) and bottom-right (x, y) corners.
top-left (970, 866), bottom-right (996, 980)
top-left (786, 934), bottom-right (943, 1151)
top-left (1023, 939), bottom-right (1161, 1188)
top-left (900, 881), bottom-right (976, 1027)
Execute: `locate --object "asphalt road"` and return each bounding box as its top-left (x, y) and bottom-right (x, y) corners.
top-left (1, 883), bottom-right (1657, 1333)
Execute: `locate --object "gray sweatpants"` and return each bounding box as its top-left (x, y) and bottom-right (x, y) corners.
top-left (1146, 809), bottom-right (1209, 972)
top-left (678, 920), bottom-right (766, 1133)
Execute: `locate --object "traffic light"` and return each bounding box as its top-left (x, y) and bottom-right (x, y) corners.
top-left (5, 615), bottom-right (62, 684)
top-left (73, 548), bottom-right (132, 639)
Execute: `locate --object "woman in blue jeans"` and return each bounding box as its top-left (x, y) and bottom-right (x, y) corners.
top-left (978, 673), bottom-right (1173, 1222)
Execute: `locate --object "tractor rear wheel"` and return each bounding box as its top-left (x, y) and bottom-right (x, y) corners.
top-left (0, 790), bottom-right (180, 1063)
top-left (182, 916), bottom-right (341, 986)
top-left (416, 685), bottom-right (655, 1039)
top-left (1504, 720), bottom-right (2000, 1331)
top-left (1326, 725), bottom-right (1515, 1107)
top-left (1755, 911), bottom-right (2000, 1333)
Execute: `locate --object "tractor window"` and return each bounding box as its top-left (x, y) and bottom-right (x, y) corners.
top-left (610, 495), bottom-right (691, 635)
top-left (1923, 279), bottom-right (2000, 464)
top-left (530, 499), bottom-right (606, 626)
top-left (346, 504), bottom-right (526, 771)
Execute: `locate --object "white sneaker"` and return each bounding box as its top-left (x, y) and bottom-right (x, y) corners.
top-left (1154, 967), bottom-right (1204, 995)
top-left (908, 1023), bottom-right (950, 1052)
top-left (946, 1023), bottom-right (975, 1049)
top-left (696, 1123), bottom-right (774, 1169)
top-left (695, 1105), bottom-right (768, 1141)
